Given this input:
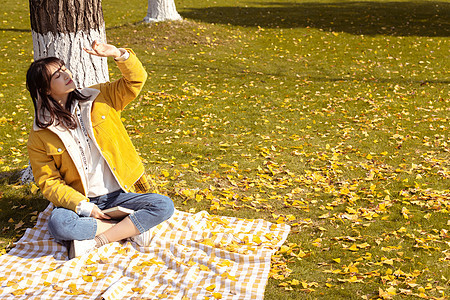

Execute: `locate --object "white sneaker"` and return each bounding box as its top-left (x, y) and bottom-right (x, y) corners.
top-left (69, 239), bottom-right (97, 259)
top-left (131, 230), bottom-right (151, 246)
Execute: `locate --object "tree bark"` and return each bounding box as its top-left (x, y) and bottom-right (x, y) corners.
top-left (144, 0), bottom-right (182, 23)
top-left (29, 0), bottom-right (109, 88)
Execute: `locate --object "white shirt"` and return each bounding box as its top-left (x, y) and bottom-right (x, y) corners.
top-left (71, 104), bottom-right (121, 198)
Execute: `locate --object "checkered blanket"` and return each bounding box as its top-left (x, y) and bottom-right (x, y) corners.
top-left (0, 204), bottom-right (290, 299)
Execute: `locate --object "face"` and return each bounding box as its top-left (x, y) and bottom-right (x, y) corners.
top-left (46, 63), bottom-right (76, 106)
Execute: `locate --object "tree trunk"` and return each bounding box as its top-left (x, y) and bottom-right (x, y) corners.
top-left (144, 0), bottom-right (182, 23)
top-left (29, 0), bottom-right (109, 88)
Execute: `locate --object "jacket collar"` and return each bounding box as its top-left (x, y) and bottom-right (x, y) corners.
top-left (32, 87), bottom-right (100, 132)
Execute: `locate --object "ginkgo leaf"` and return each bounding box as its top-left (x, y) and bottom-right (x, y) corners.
top-left (206, 284), bottom-right (216, 292)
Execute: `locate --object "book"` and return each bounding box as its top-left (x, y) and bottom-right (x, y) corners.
top-left (102, 206), bottom-right (135, 219)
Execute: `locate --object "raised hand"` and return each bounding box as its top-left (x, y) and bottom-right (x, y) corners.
top-left (84, 40), bottom-right (123, 59)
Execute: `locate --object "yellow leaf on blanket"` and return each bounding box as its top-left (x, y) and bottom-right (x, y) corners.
top-left (82, 275), bottom-right (94, 282)
top-left (98, 256), bottom-right (109, 264)
top-left (202, 238), bottom-right (215, 247)
top-left (265, 233), bottom-right (274, 240)
top-left (199, 264), bottom-right (210, 272)
top-left (53, 285), bottom-right (63, 291)
top-left (65, 290), bottom-right (83, 295)
top-left (187, 260), bottom-right (196, 266)
top-left (65, 283), bottom-right (85, 295)
top-left (150, 258), bottom-right (164, 265)
top-left (12, 288), bottom-right (26, 296)
top-left (212, 292), bottom-right (223, 299)
top-left (253, 236), bottom-right (262, 244)
top-left (227, 274), bottom-right (237, 281)
top-left (221, 272), bottom-right (237, 281)
top-left (117, 247), bottom-right (130, 255)
top-left (206, 284), bottom-right (216, 292)
top-left (43, 282), bottom-right (51, 287)
top-left (85, 259), bottom-right (96, 265)
top-left (132, 265), bottom-right (144, 273)
top-left (131, 287), bottom-right (143, 293)
top-left (85, 266), bottom-right (97, 272)
top-left (6, 280), bottom-right (20, 287)
top-left (217, 259), bottom-right (232, 267)
top-left (5, 281), bottom-right (12, 287)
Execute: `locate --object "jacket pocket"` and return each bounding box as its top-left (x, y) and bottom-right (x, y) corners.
top-left (45, 144), bottom-right (66, 169)
top-left (91, 102), bottom-right (111, 127)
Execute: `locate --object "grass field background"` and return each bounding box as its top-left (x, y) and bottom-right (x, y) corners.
top-left (0, 0), bottom-right (449, 299)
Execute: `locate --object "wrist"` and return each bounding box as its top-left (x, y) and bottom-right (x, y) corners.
top-left (114, 48), bottom-right (129, 61)
top-left (76, 200), bottom-right (95, 217)
top-left (113, 48), bottom-right (124, 58)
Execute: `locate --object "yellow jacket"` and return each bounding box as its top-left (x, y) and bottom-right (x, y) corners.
top-left (27, 49), bottom-right (150, 212)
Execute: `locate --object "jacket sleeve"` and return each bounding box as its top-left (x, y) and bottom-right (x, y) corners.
top-left (95, 49), bottom-right (148, 112)
top-left (27, 132), bottom-right (88, 212)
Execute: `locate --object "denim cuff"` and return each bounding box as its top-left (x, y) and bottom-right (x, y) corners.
top-left (128, 212), bottom-right (145, 233)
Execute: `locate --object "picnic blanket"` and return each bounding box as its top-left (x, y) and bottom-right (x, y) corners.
top-left (0, 204), bottom-right (290, 299)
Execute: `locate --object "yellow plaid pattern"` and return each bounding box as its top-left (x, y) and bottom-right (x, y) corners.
top-left (0, 204), bottom-right (290, 299)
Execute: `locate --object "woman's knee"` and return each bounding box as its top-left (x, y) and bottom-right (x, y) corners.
top-left (48, 208), bottom-right (78, 240)
top-left (47, 208), bottom-right (96, 241)
top-left (157, 195), bottom-right (175, 220)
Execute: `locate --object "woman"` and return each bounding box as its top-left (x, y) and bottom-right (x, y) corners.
top-left (26, 41), bottom-right (174, 258)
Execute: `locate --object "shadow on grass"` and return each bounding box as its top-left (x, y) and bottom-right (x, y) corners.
top-left (181, 1), bottom-right (450, 36)
top-left (0, 28), bottom-right (30, 32)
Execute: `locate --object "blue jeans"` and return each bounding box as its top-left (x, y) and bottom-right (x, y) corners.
top-left (47, 190), bottom-right (174, 242)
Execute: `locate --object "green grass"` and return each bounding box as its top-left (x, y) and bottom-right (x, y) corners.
top-left (1, 0), bottom-right (449, 299)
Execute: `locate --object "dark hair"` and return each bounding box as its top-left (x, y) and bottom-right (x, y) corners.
top-left (26, 57), bottom-right (90, 130)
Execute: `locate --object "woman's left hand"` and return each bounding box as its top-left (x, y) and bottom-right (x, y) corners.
top-left (90, 204), bottom-right (112, 220)
top-left (84, 40), bottom-right (123, 59)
